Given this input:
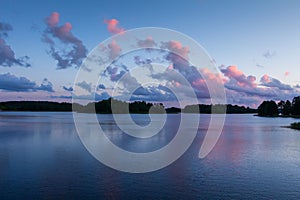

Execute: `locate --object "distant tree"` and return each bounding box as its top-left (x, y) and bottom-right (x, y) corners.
top-left (292, 96), bottom-right (300, 115)
top-left (277, 100), bottom-right (285, 113)
top-left (258, 100), bottom-right (279, 116)
top-left (282, 100), bottom-right (292, 116)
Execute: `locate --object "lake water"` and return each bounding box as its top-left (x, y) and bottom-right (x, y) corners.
top-left (0, 112), bottom-right (300, 199)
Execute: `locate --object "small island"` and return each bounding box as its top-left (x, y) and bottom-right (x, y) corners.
top-left (257, 96), bottom-right (300, 131)
top-left (290, 122), bottom-right (300, 130)
top-left (257, 96), bottom-right (300, 118)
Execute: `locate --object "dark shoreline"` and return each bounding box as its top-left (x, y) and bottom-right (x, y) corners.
top-left (255, 114), bottom-right (300, 119)
top-left (0, 100), bottom-right (257, 114)
top-left (282, 123), bottom-right (300, 131)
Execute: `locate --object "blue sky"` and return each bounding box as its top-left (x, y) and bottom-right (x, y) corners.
top-left (0, 0), bottom-right (299, 107)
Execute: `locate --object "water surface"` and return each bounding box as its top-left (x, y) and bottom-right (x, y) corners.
top-left (0, 112), bottom-right (300, 199)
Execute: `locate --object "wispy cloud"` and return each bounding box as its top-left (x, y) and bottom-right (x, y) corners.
top-left (0, 22), bottom-right (30, 67)
top-left (42, 12), bottom-right (87, 69)
top-left (263, 50), bottom-right (276, 59)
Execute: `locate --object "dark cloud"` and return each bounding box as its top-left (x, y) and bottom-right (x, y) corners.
top-left (98, 84), bottom-right (106, 90)
top-left (104, 65), bottom-right (127, 82)
top-left (63, 86), bottom-right (73, 92)
top-left (76, 81), bottom-right (92, 92)
top-left (42, 12), bottom-right (87, 69)
top-left (134, 56), bottom-right (152, 66)
top-left (39, 78), bottom-right (54, 92)
top-left (52, 91), bottom-right (110, 101)
top-left (127, 85), bottom-right (177, 102)
top-left (0, 22), bottom-right (30, 67)
top-left (0, 73), bottom-right (54, 92)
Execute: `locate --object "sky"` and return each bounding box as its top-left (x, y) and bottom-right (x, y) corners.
top-left (0, 0), bottom-right (299, 108)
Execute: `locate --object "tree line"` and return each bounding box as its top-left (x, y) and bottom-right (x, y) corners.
top-left (0, 98), bottom-right (257, 114)
top-left (257, 96), bottom-right (300, 117)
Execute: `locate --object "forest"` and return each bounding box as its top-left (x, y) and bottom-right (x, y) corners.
top-left (257, 96), bottom-right (300, 117)
top-left (0, 98), bottom-right (257, 114)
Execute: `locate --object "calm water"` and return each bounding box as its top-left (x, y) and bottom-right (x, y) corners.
top-left (0, 112), bottom-right (300, 199)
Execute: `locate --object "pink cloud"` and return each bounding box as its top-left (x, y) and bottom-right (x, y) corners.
top-left (191, 69), bottom-right (225, 90)
top-left (107, 40), bottom-right (121, 60)
top-left (167, 64), bottom-right (174, 70)
top-left (46, 12), bottom-right (59, 27)
top-left (161, 40), bottom-right (189, 59)
top-left (261, 74), bottom-right (271, 83)
top-left (104, 19), bottom-right (124, 34)
top-left (221, 65), bottom-right (257, 88)
top-left (43, 12), bottom-right (87, 69)
top-left (161, 40), bottom-right (190, 71)
top-left (284, 71), bottom-right (290, 76)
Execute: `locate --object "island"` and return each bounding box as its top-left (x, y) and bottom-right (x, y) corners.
top-left (257, 96), bottom-right (300, 117)
top-left (290, 122), bottom-right (300, 130)
top-left (257, 96), bottom-right (300, 130)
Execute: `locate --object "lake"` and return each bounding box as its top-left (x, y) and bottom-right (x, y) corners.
top-left (0, 112), bottom-right (300, 199)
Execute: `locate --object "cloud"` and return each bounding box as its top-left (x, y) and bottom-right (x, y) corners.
top-left (256, 63), bottom-right (264, 68)
top-left (97, 40), bottom-right (122, 64)
top-left (107, 40), bottom-right (121, 60)
top-left (51, 92), bottom-right (110, 101)
top-left (76, 81), bottom-right (92, 92)
top-left (134, 56), bottom-right (152, 66)
top-left (50, 95), bottom-right (72, 99)
top-left (104, 19), bottom-right (124, 34)
top-left (284, 71), bottom-right (290, 76)
top-left (128, 85), bottom-right (177, 102)
top-left (0, 22), bottom-right (30, 67)
top-left (218, 65), bottom-right (295, 100)
top-left (43, 12), bottom-right (87, 69)
top-left (263, 50), bottom-right (276, 59)
top-left (161, 40), bottom-right (190, 71)
top-left (0, 73), bottom-right (54, 92)
top-left (39, 78), bottom-right (54, 92)
top-left (63, 86), bottom-right (73, 92)
top-left (137, 37), bottom-right (157, 48)
top-left (74, 92), bottom-right (110, 101)
top-left (260, 74), bottom-right (293, 91)
top-left (215, 65), bottom-right (300, 104)
top-left (103, 63), bottom-right (130, 83)
top-left (98, 84), bottom-right (106, 90)
top-left (0, 22), bottom-right (12, 38)
top-left (220, 65), bottom-right (257, 88)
